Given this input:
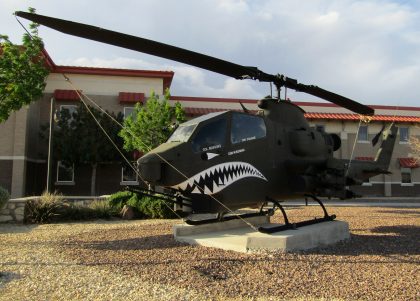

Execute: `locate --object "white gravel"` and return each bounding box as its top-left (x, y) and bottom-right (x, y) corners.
top-left (0, 207), bottom-right (419, 300)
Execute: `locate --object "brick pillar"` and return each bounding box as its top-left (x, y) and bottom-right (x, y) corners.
top-left (11, 108), bottom-right (29, 198)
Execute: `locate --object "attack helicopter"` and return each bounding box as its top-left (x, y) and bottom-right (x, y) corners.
top-left (16, 11), bottom-right (398, 232)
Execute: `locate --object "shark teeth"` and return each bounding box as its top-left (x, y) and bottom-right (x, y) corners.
top-left (171, 161), bottom-right (267, 195)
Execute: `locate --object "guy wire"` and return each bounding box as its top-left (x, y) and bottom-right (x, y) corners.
top-left (62, 74), bottom-right (259, 231)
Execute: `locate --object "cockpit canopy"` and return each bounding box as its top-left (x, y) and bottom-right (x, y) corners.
top-left (167, 111), bottom-right (267, 153)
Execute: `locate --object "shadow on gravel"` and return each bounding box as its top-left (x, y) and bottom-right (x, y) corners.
top-left (78, 234), bottom-right (185, 251)
top-left (309, 225), bottom-right (420, 258)
top-left (0, 271), bottom-right (21, 287)
top-left (0, 224), bottom-right (37, 234)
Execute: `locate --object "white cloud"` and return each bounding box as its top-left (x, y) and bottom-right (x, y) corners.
top-left (217, 0), bottom-right (249, 13)
top-left (4, 0), bottom-right (420, 106)
top-left (316, 11), bottom-right (340, 24)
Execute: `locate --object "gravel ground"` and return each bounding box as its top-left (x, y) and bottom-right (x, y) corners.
top-left (0, 206), bottom-right (419, 301)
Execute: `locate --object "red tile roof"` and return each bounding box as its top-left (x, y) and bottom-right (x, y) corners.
top-left (183, 107), bottom-right (420, 123)
top-left (355, 157), bottom-right (374, 161)
top-left (305, 112), bottom-right (420, 123)
top-left (399, 158), bottom-right (420, 168)
top-left (172, 96), bottom-right (420, 112)
top-left (54, 89), bottom-right (81, 101)
top-left (119, 92), bottom-right (145, 104)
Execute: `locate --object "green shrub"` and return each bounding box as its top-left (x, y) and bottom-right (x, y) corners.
top-left (89, 200), bottom-right (119, 219)
top-left (0, 186), bottom-right (10, 209)
top-left (125, 193), bottom-right (144, 218)
top-left (24, 191), bottom-right (63, 224)
top-left (58, 200), bottom-right (119, 221)
top-left (58, 203), bottom-right (97, 221)
top-left (109, 190), bottom-right (177, 219)
top-left (108, 190), bottom-right (133, 209)
top-left (131, 194), bottom-right (176, 219)
top-left (145, 197), bottom-right (177, 219)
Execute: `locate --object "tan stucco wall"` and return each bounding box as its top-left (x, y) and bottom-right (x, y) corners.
top-left (45, 73), bottom-right (164, 96)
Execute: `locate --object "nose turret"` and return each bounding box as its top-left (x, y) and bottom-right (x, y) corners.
top-left (137, 153), bottom-right (163, 184)
top-left (136, 141), bottom-right (187, 186)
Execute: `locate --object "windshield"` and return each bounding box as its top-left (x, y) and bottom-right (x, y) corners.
top-left (167, 124), bottom-right (197, 142)
top-left (231, 112), bottom-right (266, 144)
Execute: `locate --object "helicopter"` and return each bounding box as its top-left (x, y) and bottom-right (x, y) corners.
top-left (16, 11), bottom-right (398, 232)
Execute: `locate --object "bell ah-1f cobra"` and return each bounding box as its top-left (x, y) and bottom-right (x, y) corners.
top-left (16, 11), bottom-right (398, 233)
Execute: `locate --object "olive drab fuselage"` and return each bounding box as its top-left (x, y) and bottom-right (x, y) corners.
top-left (138, 98), bottom-right (397, 213)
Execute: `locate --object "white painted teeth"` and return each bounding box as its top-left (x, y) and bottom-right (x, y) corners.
top-left (170, 161), bottom-right (267, 195)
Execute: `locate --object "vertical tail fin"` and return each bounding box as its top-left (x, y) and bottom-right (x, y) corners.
top-left (374, 123), bottom-right (398, 170)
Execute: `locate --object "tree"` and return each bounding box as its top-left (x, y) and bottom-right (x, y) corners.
top-left (44, 103), bottom-right (125, 196)
top-left (0, 7), bottom-right (49, 122)
top-left (119, 89), bottom-right (185, 153)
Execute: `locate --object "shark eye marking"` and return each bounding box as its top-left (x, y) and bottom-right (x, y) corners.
top-left (171, 161), bottom-right (267, 195)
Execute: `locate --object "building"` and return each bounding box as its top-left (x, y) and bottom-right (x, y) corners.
top-left (1, 55), bottom-right (419, 198)
top-left (0, 52), bottom-right (174, 198)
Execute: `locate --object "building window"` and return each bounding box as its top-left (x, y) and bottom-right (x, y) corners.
top-left (357, 125), bottom-right (368, 142)
top-left (59, 105), bottom-right (78, 124)
top-left (124, 107), bottom-right (136, 119)
top-left (399, 127), bottom-right (409, 143)
top-left (315, 124), bottom-right (325, 132)
top-left (56, 161), bottom-right (74, 184)
top-left (121, 163), bottom-right (138, 184)
top-left (401, 168), bottom-right (412, 184)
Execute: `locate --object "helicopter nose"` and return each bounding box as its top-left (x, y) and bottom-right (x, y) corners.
top-left (137, 154), bottom-right (162, 183)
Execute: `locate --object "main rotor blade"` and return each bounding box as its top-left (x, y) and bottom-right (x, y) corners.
top-left (283, 78), bottom-right (374, 115)
top-left (16, 11), bottom-right (374, 115)
top-left (15, 11), bottom-right (274, 81)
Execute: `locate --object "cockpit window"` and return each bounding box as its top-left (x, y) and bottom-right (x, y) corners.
top-left (191, 118), bottom-right (227, 153)
top-left (231, 113), bottom-right (266, 144)
top-left (167, 124), bottom-right (196, 142)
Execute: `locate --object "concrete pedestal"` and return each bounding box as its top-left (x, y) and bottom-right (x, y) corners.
top-left (174, 216), bottom-right (350, 253)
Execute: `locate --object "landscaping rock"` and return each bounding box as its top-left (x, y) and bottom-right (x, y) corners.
top-left (120, 205), bottom-right (135, 220)
top-left (0, 215), bottom-right (13, 222)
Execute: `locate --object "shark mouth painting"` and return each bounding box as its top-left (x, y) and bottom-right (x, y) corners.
top-left (171, 161), bottom-right (267, 195)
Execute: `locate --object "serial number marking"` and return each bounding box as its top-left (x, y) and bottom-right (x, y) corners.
top-left (228, 149), bottom-right (245, 156)
top-left (202, 144), bottom-right (221, 152)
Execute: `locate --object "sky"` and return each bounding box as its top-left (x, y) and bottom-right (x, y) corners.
top-left (1, 0), bottom-right (420, 106)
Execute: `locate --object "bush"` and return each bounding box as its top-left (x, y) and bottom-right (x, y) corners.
top-left (108, 190), bottom-right (133, 209)
top-left (58, 200), bottom-right (118, 221)
top-left (24, 191), bottom-right (63, 224)
top-left (58, 203), bottom-right (97, 221)
top-left (108, 190), bottom-right (177, 219)
top-left (136, 196), bottom-right (173, 219)
top-left (89, 200), bottom-right (119, 219)
top-left (24, 192), bottom-right (119, 223)
top-left (0, 186), bottom-right (10, 209)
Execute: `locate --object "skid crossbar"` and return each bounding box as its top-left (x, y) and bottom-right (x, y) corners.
top-left (258, 195), bottom-right (336, 234)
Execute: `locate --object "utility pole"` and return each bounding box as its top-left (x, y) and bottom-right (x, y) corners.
top-left (46, 97), bottom-right (55, 192)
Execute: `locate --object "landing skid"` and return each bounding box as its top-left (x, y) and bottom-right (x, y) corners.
top-left (258, 195), bottom-right (336, 234)
top-left (184, 195), bottom-right (335, 233)
top-left (184, 211), bottom-right (268, 225)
